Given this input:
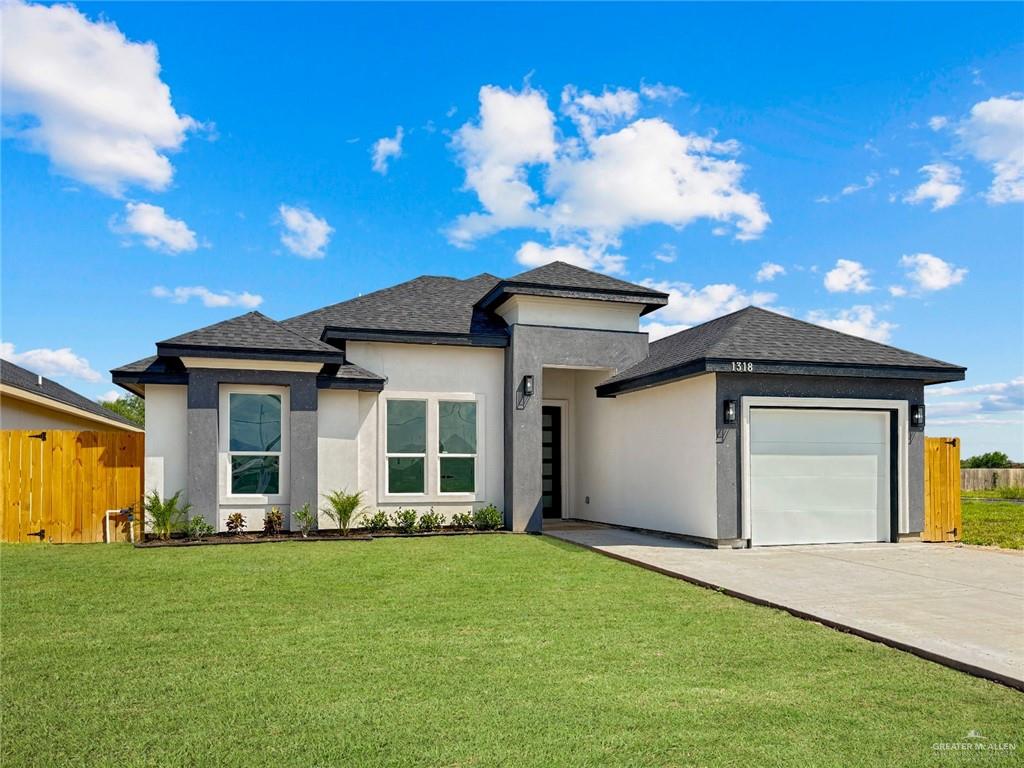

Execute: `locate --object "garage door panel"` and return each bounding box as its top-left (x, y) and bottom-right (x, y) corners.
top-left (751, 453), bottom-right (884, 479)
top-left (750, 409), bottom-right (888, 444)
top-left (749, 408), bottom-right (890, 546)
top-left (751, 474), bottom-right (882, 513)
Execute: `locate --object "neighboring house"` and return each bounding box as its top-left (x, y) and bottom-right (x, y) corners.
top-left (112, 261), bottom-right (965, 546)
top-left (1, 359), bottom-right (142, 433)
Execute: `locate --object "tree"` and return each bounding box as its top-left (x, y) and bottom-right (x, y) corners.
top-left (961, 451), bottom-right (1011, 469)
top-left (100, 394), bottom-right (145, 427)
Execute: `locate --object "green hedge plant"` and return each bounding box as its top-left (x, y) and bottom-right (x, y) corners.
top-left (472, 504), bottom-right (502, 531)
top-left (450, 511), bottom-right (473, 530)
top-left (186, 515), bottom-right (214, 542)
top-left (391, 508), bottom-right (418, 533)
top-left (416, 508), bottom-right (443, 533)
top-left (363, 509), bottom-right (390, 533)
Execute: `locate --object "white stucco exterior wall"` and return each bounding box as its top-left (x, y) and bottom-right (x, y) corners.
top-left (572, 372), bottom-right (718, 539)
top-left (144, 384), bottom-right (188, 502)
top-left (344, 341), bottom-right (505, 519)
top-left (317, 389), bottom-right (362, 528)
top-left (496, 295), bottom-right (641, 332)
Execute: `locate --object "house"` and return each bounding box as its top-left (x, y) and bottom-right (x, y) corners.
top-left (2, 359), bottom-right (142, 433)
top-left (112, 261), bottom-right (965, 546)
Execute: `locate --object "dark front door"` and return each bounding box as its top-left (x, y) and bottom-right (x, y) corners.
top-left (541, 406), bottom-right (562, 518)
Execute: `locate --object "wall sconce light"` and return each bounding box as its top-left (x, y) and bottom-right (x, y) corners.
top-left (910, 404), bottom-right (926, 428)
top-left (723, 399), bottom-right (737, 425)
top-left (522, 375), bottom-right (535, 397)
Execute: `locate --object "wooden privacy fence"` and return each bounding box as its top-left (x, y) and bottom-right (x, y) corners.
top-left (1, 430), bottom-right (143, 544)
top-left (961, 468), bottom-right (1024, 491)
top-left (923, 436), bottom-right (961, 542)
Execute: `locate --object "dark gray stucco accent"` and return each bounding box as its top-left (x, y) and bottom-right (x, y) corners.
top-left (186, 369), bottom-right (320, 524)
top-left (504, 325), bottom-right (649, 533)
top-left (714, 374), bottom-right (926, 541)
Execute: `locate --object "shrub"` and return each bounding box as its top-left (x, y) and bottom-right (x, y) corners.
top-left (450, 510), bottom-right (473, 530)
top-left (322, 489), bottom-right (365, 536)
top-left (225, 512), bottom-right (246, 535)
top-left (264, 506), bottom-right (284, 536)
top-left (186, 515), bottom-right (214, 542)
top-left (144, 490), bottom-right (191, 541)
top-left (292, 503), bottom-right (317, 537)
top-left (363, 509), bottom-right (390, 533)
top-left (472, 504), bottom-right (503, 531)
top-left (417, 508), bottom-right (443, 532)
top-left (391, 508), bottom-right (418, 534)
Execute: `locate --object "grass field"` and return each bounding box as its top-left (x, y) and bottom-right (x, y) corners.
top-left (962, 497), bottom-right (1024, 549)
top-left (2, 536), bottom-right (1022, 767)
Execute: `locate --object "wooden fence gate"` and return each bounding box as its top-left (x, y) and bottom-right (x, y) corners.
top-left (923, 436), bottom-right (961, 542)
top-left (1, 430), bottom-right (143, 544)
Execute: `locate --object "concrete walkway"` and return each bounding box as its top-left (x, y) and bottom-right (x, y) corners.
top-left (545, 520), bottom-right (1024, 689)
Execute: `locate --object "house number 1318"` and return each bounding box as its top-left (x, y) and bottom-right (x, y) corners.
top-left (731, 361), bottom-right (754, 372)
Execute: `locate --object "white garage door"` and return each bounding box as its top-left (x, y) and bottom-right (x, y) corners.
top-left (749, 408), bottom-right (890, 546)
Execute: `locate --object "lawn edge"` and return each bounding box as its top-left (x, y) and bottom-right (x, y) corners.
top-left (545, 533), bottom-right (1024, 694)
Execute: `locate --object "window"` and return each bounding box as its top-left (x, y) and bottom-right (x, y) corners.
top-left (228, 393), bottom-right (282, 494)
top-left (439, 401), bottom-right (476, 493)
top-left (386, 400), bottom-right (426, 494)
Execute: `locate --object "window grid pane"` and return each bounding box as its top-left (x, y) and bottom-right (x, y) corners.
top-left (231, 455), bottom-right (280, 494)
top-left (388, 457), bottom-right (425, 494)
top-left (440, 457), bottom-right (475, 493)
top-left (229, 394), bottom-right (282, 452)
top-left (439, 401), bottom-right (476, 454)
top-left (387, 401), bottom-right (426, 453)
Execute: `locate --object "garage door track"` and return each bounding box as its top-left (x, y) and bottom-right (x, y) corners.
top-left (546, 521), bottom-right (1024, 689)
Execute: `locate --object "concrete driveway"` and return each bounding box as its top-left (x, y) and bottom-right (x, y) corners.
top-left (545, 521), bottom-right (1024, 689)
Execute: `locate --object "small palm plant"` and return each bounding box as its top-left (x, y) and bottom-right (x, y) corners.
top-left (144, 490), bottom-right (191, 541)
top-left (321, 489), bottom-right (365, 536)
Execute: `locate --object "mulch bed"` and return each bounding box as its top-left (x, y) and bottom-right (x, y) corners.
top-left (135, 528), bottom-right (507, 548)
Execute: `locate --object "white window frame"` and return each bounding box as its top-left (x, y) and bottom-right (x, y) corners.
top-left (219, 384), bottom-right (290, 505)
top-left (384, 398), bottom-right (428, 497)
top-left (437, 399), bottom-right (479, 497)
top-left (378, 391), bottom-right (485, 503)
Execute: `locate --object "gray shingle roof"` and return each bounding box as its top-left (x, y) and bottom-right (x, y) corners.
top-left (2, 359), bottom-right (141, 429)
top-left (158, 311), bottom-right (343, 359)
top-left (282, 273), bottom-right (506, 342)
top-left (509, 261), bottom-right (667, 296)
top-left (598, 306), bottom-right (965, 394)
top-left (477, 261), bottom-right (669, 316)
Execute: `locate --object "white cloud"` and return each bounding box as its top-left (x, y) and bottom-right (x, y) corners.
top-left (817, 172), bottom-right (879, 203)
top-left (97, 389), bottom-right (122, 403)
top-left (755, 262), bottom-right (785, 282)
top-left (653, 244), bottom-right (677, 263)
top-left (899, 253), bottom-right (967, 292)
top-left (641, 321), bottom-right (691, 341)
top-left (641, 279), bottom-right (777, 328)
top-left (824, 259), bottom-right (873, 293)
top-left (371, 126), bottom-right (404, 175)
top-left (639, 82), bottom-right (686, 103)
top-left (0, 342), bottom-right (101, 382)
top-left (805, 306), bottom-right (895, 343)
top-left (957, 95), bottom-right (1024, 203)
top-left (112, 202), bottom-right (198, 253)
top-left (277, 204), bottom-right (333, 258)
top-left (151, 285), bottom-right (263, 308)
top-left (447, 83), bottom-right (769, 271)
top-left (888, 285), bottom-right (908, 297)
top-left (903, 163), bottom-right (963, 210)
top-left (928, 115), bottom-right (949, 131)
top-left (930, 377), bottom-right (1024, 398)
top-left (515, 241), bottom-right (625, 274)
top-left (1, 0), bottom-right (198, 196)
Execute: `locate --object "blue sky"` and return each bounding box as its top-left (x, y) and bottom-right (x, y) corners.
top-left (2, 2), bottom-right (1022, 457)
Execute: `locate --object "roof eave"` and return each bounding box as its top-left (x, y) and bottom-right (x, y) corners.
top-left (596, 358), bottom-right (967, 397)
top-left (322, 327), bottom-right (508, 348)
top-left (155, 343), bottom-right (345, 364)
top-left (476, 281), bottom-right (669, 316)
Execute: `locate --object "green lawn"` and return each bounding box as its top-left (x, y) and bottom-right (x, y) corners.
top-left (962, 498), bottom-right (1024, 549)
top-left (2, 538), bottom-right (1021, 767)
